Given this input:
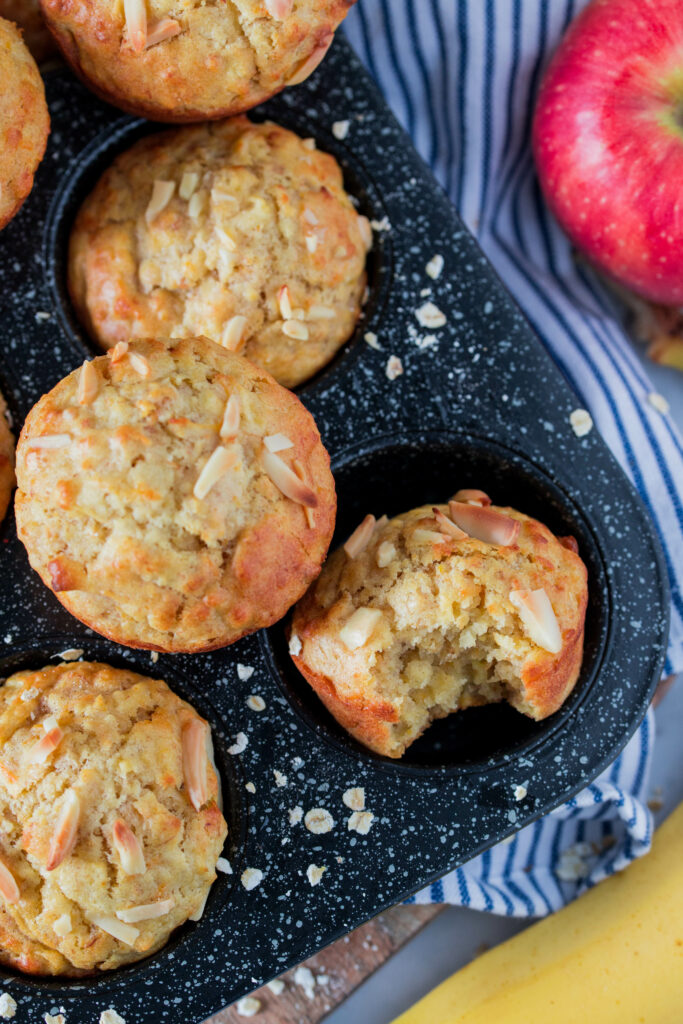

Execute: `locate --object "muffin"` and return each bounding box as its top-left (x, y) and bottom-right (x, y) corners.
top-left (0, 661), bottom-right (227, 975)
top-left (0, 0), bottom-right (54, 62)
top-left (0, 389), bottom-right (14, 524)
top-left (290, 491), bottom-right (588, 758)
top-left (39, 0), bottom-right (356, 122)
top-left (0, 15), bottom-right (49, 230)
top-left (68, 117), bottom-right (370, 389)
top-left (15, 336), bottom-right (337, 652)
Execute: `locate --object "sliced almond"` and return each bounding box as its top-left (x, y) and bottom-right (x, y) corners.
top-left (282, 320), bottom-right (309, 341)
top-left (188, 192), bottom-right (203, 219)
top-left (0, 859), bottom-right (19, 904)
top-left (112, 819), bottom-right (146, 875)
top-left (109, 341), bottom-right (129, 364)
top-left (116, 898), bottom-right (175, 924)
top-left (145, 180), bottom-right (175, 224)
top-left (53, 912), bottom-right (72, 936)
top-left (215, 227), bottom-right (237, 252)
top-left (26, 434), bottom-right (70, 450)
top-left (77, 361), bottom-right (99, 405)
top-left (89, 913), bottom-right (139, 947)
top-left (433, 507), bottom-right (468, 539)
top-left (305, 234), bottom-right (318, 254)
top-left (264, 434), bottom-right (293, 453)
top-left (357, 215), bottom-right (372, 250)
top-left (261, 449), bottom-right (317, 508)
top-left (265, 0), bottom-right (293, 18)
top-left (222, 315), bottom-right (249, 352)
top-left (344, 514), bottom-right (376, 558)
top-left (307, 304), bottom-right (336, 320)
top-left (448, 501), bottom-right (520, 546)
top-left (376, 541), bottom-right (396, 568)
top-left (451, 489), bottom-right (491, 507)
top-left (509, 588), bottom-right (562, 654)
top-left (277, 285), bottom-right (293, 320)
top-left (46, 790), bottom-right (80, 871)
top-left (293, 460), bottom-right (316, 528)
top-left (287, 35), bottom-right (333, 85)
top-left (129, 352), bottom-right (151, 378)
top-left (193, 446), bottom-right (236, 500)
top-left (123, 0), bottom-right (147, 51)
top-left (179, 171), bottom-right (199, 200)
top-left (189, 891), bottom-right (209, 921)
top-left (220, 395), bottom-right (241, 439)
top-left (26, 725), bottom-right (63, 765)
top-left (303, 208), bottom-right (319, 225)
top-left (145, 17), bottom-right (180, 47)
top-left (339, 608), bottom-right (383, 650)
top-left (183, 719), bottom-right (209, 811)
top-left (412, 529), bottom-right (450, 544)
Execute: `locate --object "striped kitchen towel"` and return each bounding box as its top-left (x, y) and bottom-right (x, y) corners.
top-left (343, 0), bottom-right (682, 913)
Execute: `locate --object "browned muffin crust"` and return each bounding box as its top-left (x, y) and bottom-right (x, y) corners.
top-left (0, 389), bottom-right (14, 524)
top-left (0, 661), bottom-right (226, 976)
top-left (15, 336), bottom-right (337, 652)
top-left (290, 496), bottom-right (588, 758)
top-left (0, 0), bottom-right (54, 62)
top-left (0, 15), bottom-right (49, 229)
top-left (39, 0), bottom-right (356, 122)
top-left (68, 117), bottom-right (370, 389)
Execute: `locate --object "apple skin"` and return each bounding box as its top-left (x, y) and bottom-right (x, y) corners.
top-left (533, 0), bottom-right (683, 305)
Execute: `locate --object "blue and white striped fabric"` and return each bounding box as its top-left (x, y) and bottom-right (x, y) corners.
top-left (343, 0), bottom-right (682, 915)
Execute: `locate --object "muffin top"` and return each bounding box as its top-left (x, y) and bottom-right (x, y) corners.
top-left (0, 661), bottom-right (226, 975)
top-left (0, 389), bottom-right (14, 524)
top-left (15, 336), bottom-right (336, 652)
top-left (40, 0), bottom-right (355, 121)
top-left (0, 15), bottom-right (49, 229)
top-left (290, 495), bottom-right (588, 757)
top-left (0, 0), bottom-right (54, 62)
top-left (69, 117), bottom-right (370, 389)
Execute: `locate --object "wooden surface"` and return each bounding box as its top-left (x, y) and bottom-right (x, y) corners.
top-left (208, 905), bottom-right (443, 1023)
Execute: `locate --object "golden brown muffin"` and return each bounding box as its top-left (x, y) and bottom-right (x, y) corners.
top-left (68, 117), bottom-right (370, 389)
top-left (0, 15), bottom-right (49, 230)
top-left (0, 0), bottom-right (54, 62)
top-left (0, 388), bottom-right (14, 524)
top-left (39, 0), bottom-right (356, 122)
top-left (15, 336), bottom-right (336, 652)
top-left (290, 492), bottom-right (588, 758)
top-left (0, 661), bottom-right (227, 976)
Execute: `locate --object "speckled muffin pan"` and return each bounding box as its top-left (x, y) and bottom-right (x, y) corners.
top-left (0, 37), bottom-right (670, 1024)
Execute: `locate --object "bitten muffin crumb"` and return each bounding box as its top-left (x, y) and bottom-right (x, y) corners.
top-left (291, 495), bottom-right (588, 757)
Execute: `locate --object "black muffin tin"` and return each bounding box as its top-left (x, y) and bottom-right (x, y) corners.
top-left (0, 36), bottom-right (669, 1023)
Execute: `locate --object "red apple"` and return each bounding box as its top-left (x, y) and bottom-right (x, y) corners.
top-left (533, 0), bottom-right (683, 304)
